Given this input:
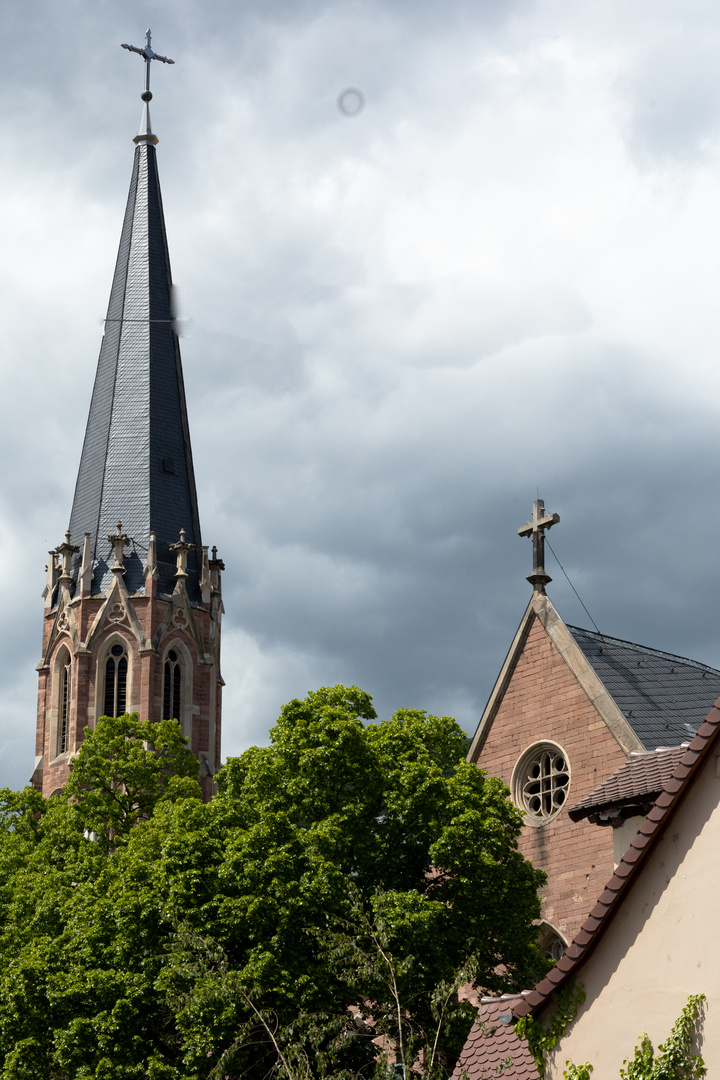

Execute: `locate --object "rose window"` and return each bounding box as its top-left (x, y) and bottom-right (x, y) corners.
top-left (513, 743), bottom-right (570, 825)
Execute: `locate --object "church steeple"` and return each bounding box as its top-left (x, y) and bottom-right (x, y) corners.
top-left (33, 36), bottom-right (224, 799)
top-left (69, 32), bottom-right (201, 600)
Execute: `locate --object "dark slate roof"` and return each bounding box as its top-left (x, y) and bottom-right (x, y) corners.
top-left (450, 996), bottom-right (535, 1080)
top-left (514, 698), bottom-right (720, 1022)
top-left (568, 746), bottom-right (689, 823)
top-left (68, 141), bottom-right (202, 600)
top-left (568, 625), bottom-right (720, 750)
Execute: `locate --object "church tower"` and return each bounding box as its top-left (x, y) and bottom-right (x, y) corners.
top-left (32, 33), bottom-right (223, 799)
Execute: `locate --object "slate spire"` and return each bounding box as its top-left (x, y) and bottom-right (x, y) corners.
top-left (68, 63), bottom-right (201, 599)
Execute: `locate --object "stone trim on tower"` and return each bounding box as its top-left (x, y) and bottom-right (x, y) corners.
top-left (35, 523), bottom-right (224, 799)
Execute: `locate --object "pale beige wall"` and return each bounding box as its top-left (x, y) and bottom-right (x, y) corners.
top-left (544, 753), bottom-right (720, 1078)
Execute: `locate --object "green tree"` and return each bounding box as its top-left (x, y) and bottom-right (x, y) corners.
top-left (0, 690), bottom-right (546, 1080)
top-left (162, 687), bottom-right (547, 1078)
top-left (64, 711), bottom-right (200, 847)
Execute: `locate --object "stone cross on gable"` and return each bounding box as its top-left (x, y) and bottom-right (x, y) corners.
top-left (518, 498), bottom-right (560, 594)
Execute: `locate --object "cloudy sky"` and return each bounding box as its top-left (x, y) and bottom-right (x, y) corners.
top-left (2, 0), bottom-right (720, 787)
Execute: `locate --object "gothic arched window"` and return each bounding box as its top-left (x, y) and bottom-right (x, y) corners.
top-left (104, 643), bottom-right (128, 718)
top-left (537, 921), bottom-right (568, 964)
top-left (59, 657), bottom-right (71, 754)
top-left (163, 649), bottom-right (182, 722)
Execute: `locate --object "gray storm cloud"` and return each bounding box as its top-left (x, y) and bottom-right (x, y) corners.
top-left (1, 0), bottom-right (720, 786)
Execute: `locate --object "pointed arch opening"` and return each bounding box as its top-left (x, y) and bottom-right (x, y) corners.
top-left (50, 644), bottom-right (73, 760)
top-left (537, 920), bottom-right (568, 964)
top-left (163, 648), bottom-right (182, 722)
top-left (59, 655), bottom-right (71, 754)
top-left (93, 634), bottom-right (135, 725)
top-left (104, 642), bottom-right (128, 718)
top-left (161, 639), bottom-right (193, 737)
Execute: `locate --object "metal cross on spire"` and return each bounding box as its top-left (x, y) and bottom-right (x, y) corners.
top-left (121, 29), bottom-right (174, 144)
top-left (518, 498), bottom-right (560, 594)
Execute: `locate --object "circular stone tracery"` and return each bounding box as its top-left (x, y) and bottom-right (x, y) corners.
top-left (512, 742), bottom-right (570, 825)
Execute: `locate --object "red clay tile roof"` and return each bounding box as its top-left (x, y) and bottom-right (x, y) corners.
top-left (568, 745), bottom-right (689, 823)
top-left (513, 699), bottom-right (720, 1021)
top-left (451, 996), bottom-right (536, 1080)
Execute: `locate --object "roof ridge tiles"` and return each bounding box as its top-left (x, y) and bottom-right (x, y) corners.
top-left (566, 625), bottom-right (720, 673)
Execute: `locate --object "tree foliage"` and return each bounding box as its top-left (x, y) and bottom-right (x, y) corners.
top-left (64, 711), bottom-right (200, 847)
top-left (0, 689), bottom-right (547, 1079)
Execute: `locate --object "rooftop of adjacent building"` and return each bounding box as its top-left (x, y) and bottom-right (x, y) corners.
top-left (453, 707), bottom-right (720, 1080)
top-left (450, 995), bottom-right (535, 1080)
top-left (567, 624), bottom-right (720, 750)
top-left (569, 744), bottom-right (690, 823)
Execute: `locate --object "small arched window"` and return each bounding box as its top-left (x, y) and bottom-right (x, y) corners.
top-left (104, 643), bottom-right (128, 718)
top-left (537, 922), bottom-right (568, 964)
top-left (163, 649), bottom-right (182, 721)
top-left (59, 658), bottom-right (71, 754)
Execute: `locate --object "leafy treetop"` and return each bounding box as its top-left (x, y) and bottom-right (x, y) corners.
top-left (0, 690), bottom-right (547, 1080)
top-left (64, 711), bottom-right (200, 846)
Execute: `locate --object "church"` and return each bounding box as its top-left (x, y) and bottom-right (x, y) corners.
top-left (31, 33), bottom-right (224, 802)
top-left (467, 498), bottom-right (720, 954)
top-left (454, 505), bottom-right (720, 1077)
top-left (455, 692), bottom-right (720, 1078)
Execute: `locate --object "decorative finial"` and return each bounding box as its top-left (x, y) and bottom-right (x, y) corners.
top-left (79, 532), bottom-right (93, 595)
top-left (121, 29), bottom-right (175, 146)
top-left (145, 531), bottom-right (158, 581)
top-left (54, 531), bottom-right (79, 588)
top-left (170, 526), bottom-right (194, 585)
top-left (107, 521), bottom-right (130, 576)
top-left (209, 545), bottom-right (225, 595)
top-left (518, 499), bottom-right (560, 594)
top-left (43, 551), bottom-right (59, 610)
top-left (200, 545), bottom-right (211, 604)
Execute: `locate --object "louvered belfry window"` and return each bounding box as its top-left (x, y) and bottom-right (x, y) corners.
top-left (104, 643), bottom-right (128, 718)
top-left (59, 659), bottom-right (71, 754)
top-left (163, 650), bottom-right (182, 722)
